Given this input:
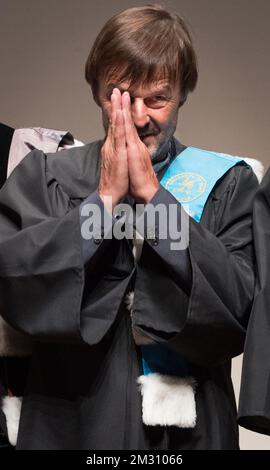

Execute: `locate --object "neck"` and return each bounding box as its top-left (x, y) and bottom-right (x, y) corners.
top-left (152, 139), bottom-right (172, 165)
top-left (152, 139), bottom-right (174, 174)
top-left (152, 139), bottom-right (171, 162)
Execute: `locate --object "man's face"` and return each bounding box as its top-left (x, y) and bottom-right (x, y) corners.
top-left (97, 76), bottom-right (181, 160)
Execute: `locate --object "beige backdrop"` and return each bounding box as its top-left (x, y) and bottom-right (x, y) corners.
top-left (0, 0), bottom-right (269, 450)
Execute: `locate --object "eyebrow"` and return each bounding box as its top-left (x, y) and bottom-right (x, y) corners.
top-left (106, 83), bottom-right (172, 97)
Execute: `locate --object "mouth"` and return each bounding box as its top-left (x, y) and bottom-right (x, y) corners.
top-left (139, 134), bottom-right (154, 139)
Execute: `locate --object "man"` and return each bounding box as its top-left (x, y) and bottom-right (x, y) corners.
top-left (238, 167), bottom-right (270, 436)
top-left (0, 5), bottom-right (259, 449)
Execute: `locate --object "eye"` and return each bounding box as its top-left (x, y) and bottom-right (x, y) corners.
top-left (154, 95), bottom-right (166, 101)
top-left (145, 95), bottom-right (169, 108)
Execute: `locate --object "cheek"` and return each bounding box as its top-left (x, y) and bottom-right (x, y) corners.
top-left (153, 108), bottom-right (178, 131)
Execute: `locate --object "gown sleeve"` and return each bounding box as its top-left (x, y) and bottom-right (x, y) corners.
top-left (132, 163), bottom-right (258, 367)
top-left (238, 167), bottom-right (270, 435)
top-left (0, 149), bottom-right (134, 344)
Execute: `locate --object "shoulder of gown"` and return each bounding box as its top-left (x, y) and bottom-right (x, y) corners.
top-left (45, 139), bottom-right (103, 198)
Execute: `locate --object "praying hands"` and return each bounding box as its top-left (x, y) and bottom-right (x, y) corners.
top-left (99, 88), bottom-right (159, 210)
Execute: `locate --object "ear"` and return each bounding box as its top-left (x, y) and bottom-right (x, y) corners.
top-left (93, 92), bottom-right (101, 107)
top-left (178, 94), bottom-right (186, 108)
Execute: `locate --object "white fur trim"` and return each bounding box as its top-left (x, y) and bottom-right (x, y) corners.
top-left (0, 316), bottom-right (33, 356)
top-left (132, 230), bottom-right (144, 261)
top-left (242, 157), bottom-right (264, 183)
top-left (2, 396), bottom-right (22, 446)
top-left (137, 373), bottom-right (196, 428)
top-left (124, 291), bottom-right (134, 313)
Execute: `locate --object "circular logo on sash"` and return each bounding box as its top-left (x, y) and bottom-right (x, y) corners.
top-left (165, 172), bottom-right (206, 203)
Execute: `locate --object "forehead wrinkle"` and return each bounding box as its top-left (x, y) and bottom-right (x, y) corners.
top-left (105, 80), bottom-right (173, 97)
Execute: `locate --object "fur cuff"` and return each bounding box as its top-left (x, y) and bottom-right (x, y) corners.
top-left (137, 373), bottom-right (196, 428)
top-left (2, 396), bottom-right (22, 446)
top-left (124, 291), bottom-right (134, 313)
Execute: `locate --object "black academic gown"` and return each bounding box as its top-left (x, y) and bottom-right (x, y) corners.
top-left (0, 137), bottom-right (258, 449)
top-left (238, 167), bottom-right (270, 436)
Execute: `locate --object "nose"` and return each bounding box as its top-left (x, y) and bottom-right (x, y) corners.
top-left (131, 98), bottom-right (150, 128)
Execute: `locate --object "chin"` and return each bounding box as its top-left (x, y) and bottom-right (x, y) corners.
top-left (151, 143), bottom-right (169, 161)
top-left (144, 141), bottom-right (158, 158)
top-left (149, 146), bottom-right (159, 159)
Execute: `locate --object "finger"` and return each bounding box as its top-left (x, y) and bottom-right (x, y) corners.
top-left (111, 89), bottom-right (116, 117)
top-left (112, 89), bottom-right (126, 154)
top-left (114, 109), bottom-right (126, 154)
top-left (107, 91), bottom-right (116, 141)
top-left (122, 92), bottom-right (138, 144)
top-left (113, 87), bottom-right (122, 111)
top-left (109, 88), bottom-right (122, 140)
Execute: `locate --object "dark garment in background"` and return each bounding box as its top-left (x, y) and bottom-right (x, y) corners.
top-left (0, 137), bottom-right (258, 449)
top-left (0, 358), bottom-right (8, 447)
top-left (0, 123), bottom-right (26, 448)
top-left (0, 122), bottom-right (83, 446)
top-left (0, 124), bottom-right (14, 188)
top-left (238, 166), bottom-right (270, 435)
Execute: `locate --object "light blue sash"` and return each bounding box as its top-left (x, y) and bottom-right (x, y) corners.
top-left (160, 146), bottom-right (243, 222)
top-left (142, 146), bottom-right (244, 376)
